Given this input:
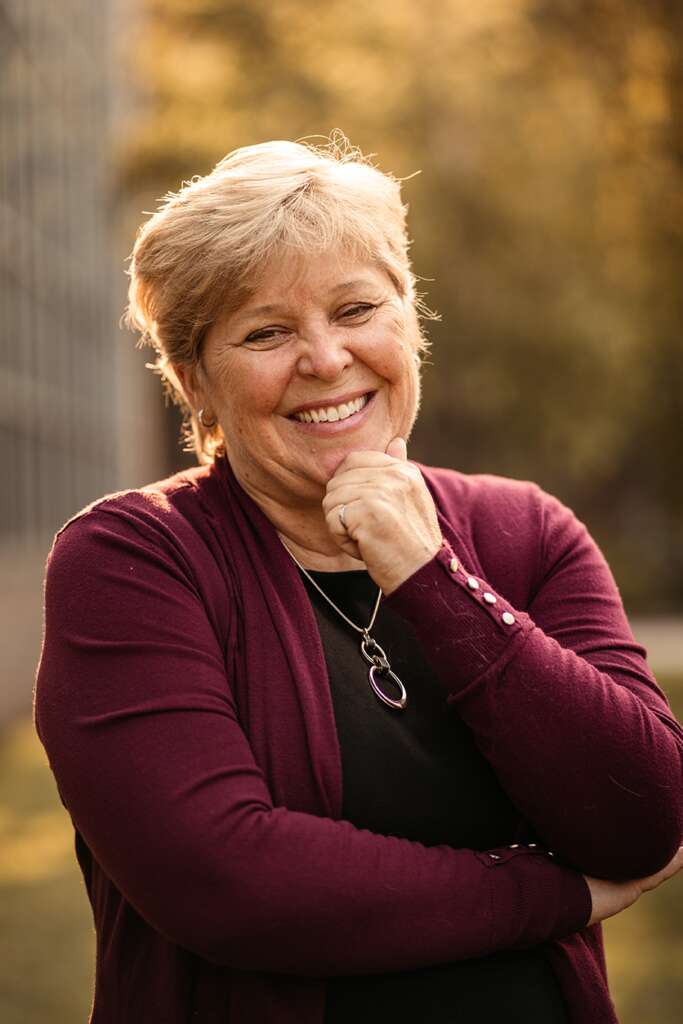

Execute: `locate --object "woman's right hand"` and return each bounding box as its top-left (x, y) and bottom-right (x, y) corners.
top-left (585, 846), bottom-right (683, 926)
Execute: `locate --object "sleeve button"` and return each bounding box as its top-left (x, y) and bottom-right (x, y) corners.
top-left (467, 576), bottom-right (480, 590)
top-left (449, 556), bottom-right (459, 573)
top-left (502, 611), bottom-right (516, 625)
top-left (483, 591), bottom-right (497, 604)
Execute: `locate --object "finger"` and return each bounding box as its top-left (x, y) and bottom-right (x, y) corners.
top-left (322, 488), bottom-right (354, 517)
top-left (324, 496), bottom-right (362, 539)
top-left (325, 469), bottom-right (395, 495)
top-left (385, 436), bottom-right (407, 461)
top-left (638, 846), bottom-right (683, 893)
top-left (326, 460), bottom-right (420, 496)
top-left (333, 450), bottom-right (398, 475)
top-left (322, 488), bottom-right (389, 523)
top-left (325, 471), bottom-right (380, 494)
top-left (336, 537), bottom-right (364, 561)
top-left (323, 499), bottom-right (363, 559)
top-left (655, 845), bottom-right (683, 882)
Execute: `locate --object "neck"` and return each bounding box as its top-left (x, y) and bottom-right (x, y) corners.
top-left (278, 525), bottom-right (365, 573)
top-left (236, 470), bottom-right (366, 572)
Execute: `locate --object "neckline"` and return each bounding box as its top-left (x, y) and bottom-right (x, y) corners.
top-left (299, 566), bottom-right (371, 579)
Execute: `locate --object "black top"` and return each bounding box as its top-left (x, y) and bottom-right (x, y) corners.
top-left (299, 567), bottom-right (569, 1024)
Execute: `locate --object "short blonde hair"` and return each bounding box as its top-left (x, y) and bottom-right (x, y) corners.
top-left (125, 134), bottom-right (430, 463)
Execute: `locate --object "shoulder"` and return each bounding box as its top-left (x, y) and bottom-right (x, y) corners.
top-left (46, 464), bottom-right (222, 589)
top-left (57, 464), bottom-right (210, 537)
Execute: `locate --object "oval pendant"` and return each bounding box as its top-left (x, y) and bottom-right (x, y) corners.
top-left (368, 665), bottom-right (408, 710)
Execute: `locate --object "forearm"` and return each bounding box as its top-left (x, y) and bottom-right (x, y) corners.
top-left (177, 813), bottom-right (593, 972)
top-left (54, 772), bottom-right (590, 973)
top-left (385, 540), bottom-right (683, 879)
top-left (37, 671), bottom-right (590, 973)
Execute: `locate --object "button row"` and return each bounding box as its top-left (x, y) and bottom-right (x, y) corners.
top-left (447, 557), bottom-right (516, 626)
top-left (507, 841), bottom-right (555, 857)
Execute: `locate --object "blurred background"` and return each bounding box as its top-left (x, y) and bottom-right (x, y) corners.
top-left (1, 0), bottom-right (681, 1020)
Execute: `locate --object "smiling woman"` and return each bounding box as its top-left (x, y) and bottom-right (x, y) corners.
top-left (172, 250), bottom-right (422, 527)
top-left (125, 137), bottom-right (429, 471)
top-left (34, 135), bottom-right (683, 1024)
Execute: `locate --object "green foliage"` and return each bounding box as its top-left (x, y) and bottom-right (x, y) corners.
top-left (119, 0), bottom-right (683, 610)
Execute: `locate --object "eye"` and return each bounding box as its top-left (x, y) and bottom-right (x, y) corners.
top-left (243, 326), bottom-right (290, 346)
top-left (242, 303), bottom-right (376, 346)
top-left (339, 303), bottom-right (376, 320)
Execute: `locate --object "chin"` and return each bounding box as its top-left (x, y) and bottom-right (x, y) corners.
top-left (324, 439), bottom-right (390, 480)
top-left (316, 450), bottom-right (350, 482)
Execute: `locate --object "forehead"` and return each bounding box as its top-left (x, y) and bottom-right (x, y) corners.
top-left (238, 250), bottom-right (393, 316)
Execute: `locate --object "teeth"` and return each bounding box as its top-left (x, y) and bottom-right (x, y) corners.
top-left (294, 393), bottom-right (369, 423)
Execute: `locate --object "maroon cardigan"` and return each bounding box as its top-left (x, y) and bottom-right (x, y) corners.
top-left (34, 454), bottom-right (683, 1023)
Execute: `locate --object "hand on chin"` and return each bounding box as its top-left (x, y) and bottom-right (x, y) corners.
top-left (321, 436), bottom-right (442, 594)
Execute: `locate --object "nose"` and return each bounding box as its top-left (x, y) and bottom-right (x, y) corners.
top-left (295, 323), bottom-right (354, 381)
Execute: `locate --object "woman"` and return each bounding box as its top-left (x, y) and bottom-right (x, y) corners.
top-left (35, 137), bottom-right (683, 1023)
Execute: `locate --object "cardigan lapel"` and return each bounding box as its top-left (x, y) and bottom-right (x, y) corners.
top-left (208, 453), bottom-right (343, 820)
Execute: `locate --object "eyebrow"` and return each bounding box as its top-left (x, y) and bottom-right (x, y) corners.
top-left (238, 279), bottom-right (379, 320)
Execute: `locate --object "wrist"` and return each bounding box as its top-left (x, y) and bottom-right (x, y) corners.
top-left (380, 539), bottom-right (443, 596)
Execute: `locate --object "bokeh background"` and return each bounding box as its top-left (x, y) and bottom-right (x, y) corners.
top-left (1, 0), bottom-right (681, 1020)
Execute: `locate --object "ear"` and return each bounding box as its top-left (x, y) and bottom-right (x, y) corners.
top-left (171, 362), bottom-right (201, 410)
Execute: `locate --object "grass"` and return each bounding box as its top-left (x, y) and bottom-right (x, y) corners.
top-left (1, 676), bottom-right (682, 1022)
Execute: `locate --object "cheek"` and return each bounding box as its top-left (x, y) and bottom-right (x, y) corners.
top-left (391, 348), bottom-right (421, 430)
top-left (211, 358), bottom-right (288, 421)
top-left (376, 305), bottom-right (420, 379)
top-left (399, 370), bottom-right (421, 427)
top-left (363, 324), bottom-right (409, 378)
top-left (385, 334), bottom-right (420, 392)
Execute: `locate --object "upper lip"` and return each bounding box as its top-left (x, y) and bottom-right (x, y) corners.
top-left (287, 388), bottom-right (375, 417)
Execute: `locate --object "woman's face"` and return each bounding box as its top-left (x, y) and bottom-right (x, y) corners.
top-left (193, 249), bottom-right (422, 507)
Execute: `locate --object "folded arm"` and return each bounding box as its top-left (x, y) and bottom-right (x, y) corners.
top-left (385, 480), bottom-right (683, 880)
top-left (34, 507), bottom-right (591, 974)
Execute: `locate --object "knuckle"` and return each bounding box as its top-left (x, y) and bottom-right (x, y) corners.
top-left (341, 452), bottom-right (366, 470)
top-left (396, 462), bottom-right (418, 484)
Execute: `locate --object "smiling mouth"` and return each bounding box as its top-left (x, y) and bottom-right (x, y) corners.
top-left (289, 392), bottom-right (373, 424)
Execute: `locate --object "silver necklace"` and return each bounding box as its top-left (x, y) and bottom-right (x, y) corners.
top-left (281, 543), bottom-right (408, 711)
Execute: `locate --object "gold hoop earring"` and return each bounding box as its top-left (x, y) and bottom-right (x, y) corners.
top-left (198, 408), bottom-right (217, 429)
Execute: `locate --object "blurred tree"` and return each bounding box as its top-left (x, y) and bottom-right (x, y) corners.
top-left (118, 0), bottom-right (683, 611)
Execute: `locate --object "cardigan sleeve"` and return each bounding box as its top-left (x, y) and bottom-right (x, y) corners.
top-left (34, 505), bottom-right (591, 975)
top-left (385, 481), bottom-right (683, 881)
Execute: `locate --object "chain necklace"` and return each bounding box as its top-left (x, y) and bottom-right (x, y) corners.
top-left (281, 542), bottom-right (408, 711)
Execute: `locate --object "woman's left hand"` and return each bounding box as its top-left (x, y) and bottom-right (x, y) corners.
top-left (322, 437), bottom-right (443, 594)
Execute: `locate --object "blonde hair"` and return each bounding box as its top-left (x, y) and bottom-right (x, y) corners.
top-left (125, 133), bottom-right (431, 463)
